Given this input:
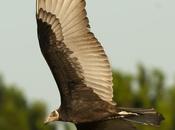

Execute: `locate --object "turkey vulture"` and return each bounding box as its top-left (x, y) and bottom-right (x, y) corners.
top-left (36, 0), bottom-right (164, 129)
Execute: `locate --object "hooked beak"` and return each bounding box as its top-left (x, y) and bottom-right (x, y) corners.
top-left (44, 117), bottom-right (51, 125)
top-left (44, 110), bottom-right (59, 125)
top-left (44, 116), bottom-right (57, 124)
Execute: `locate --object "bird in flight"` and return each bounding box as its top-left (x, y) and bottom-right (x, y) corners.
top-left (36, 0), bottom-right (164, 129)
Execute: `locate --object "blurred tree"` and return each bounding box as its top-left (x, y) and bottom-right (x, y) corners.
top-left (113, 71), bottom-right (134, 106)
top-left (151, 69), bottom-right (165, 105)
top-left (134, 64), bottom-right (151, 107)
top-left (0, 76), bottom-right (56, 130)
top-left (113, 66), bottom-right (173, 130)
top-left (170, 86), bottom-right (175, 130)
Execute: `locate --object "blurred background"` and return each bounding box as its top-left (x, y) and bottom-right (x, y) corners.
top-left (0, 0), bottom-right (175, 130)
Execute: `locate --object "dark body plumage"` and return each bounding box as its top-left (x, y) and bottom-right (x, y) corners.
top-left (36, 0), bottom-right (164, 129)
top-left (76, 119), bottom-right (137, 130)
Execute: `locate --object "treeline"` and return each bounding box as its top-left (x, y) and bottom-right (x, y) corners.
top-left (0, 65), bottom-right (174, 130)
top-left (112, 65), bottom-right (175, 130)
top-left (0, 75), bottom-right (56, 130)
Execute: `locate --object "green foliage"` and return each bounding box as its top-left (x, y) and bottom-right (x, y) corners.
top-left (0, 76), bottom-right (56, 130)
top-left (113, 65), bottom-right (174, 130)
top-left (113, 71), bottom-right (134, 106)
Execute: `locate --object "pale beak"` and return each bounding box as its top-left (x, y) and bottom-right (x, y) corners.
top-left (44, 117), bottom-right (51, 125)
top-left (44, 110), bottom-right (59, 125)
top-left (44, 117), bottom-right (56, 125)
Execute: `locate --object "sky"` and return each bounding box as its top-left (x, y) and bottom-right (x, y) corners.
top-left (0, 0), bottom-right (175, 112)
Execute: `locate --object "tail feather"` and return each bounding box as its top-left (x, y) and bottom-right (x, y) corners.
top-left (118, 107), bottom-right (164, 126)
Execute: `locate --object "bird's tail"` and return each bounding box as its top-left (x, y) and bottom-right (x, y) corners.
top-left (117, 107), bottom-right (164, 126)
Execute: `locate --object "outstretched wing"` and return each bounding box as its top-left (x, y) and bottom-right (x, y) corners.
top-left (36, 0), bottom-right (115, 110)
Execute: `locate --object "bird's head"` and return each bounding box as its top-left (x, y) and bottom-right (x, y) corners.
top-left (44, 110), bottom-right (60, 124)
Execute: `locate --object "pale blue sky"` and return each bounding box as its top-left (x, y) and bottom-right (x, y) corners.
top-left (0, 0), bottom-right (175, 112)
